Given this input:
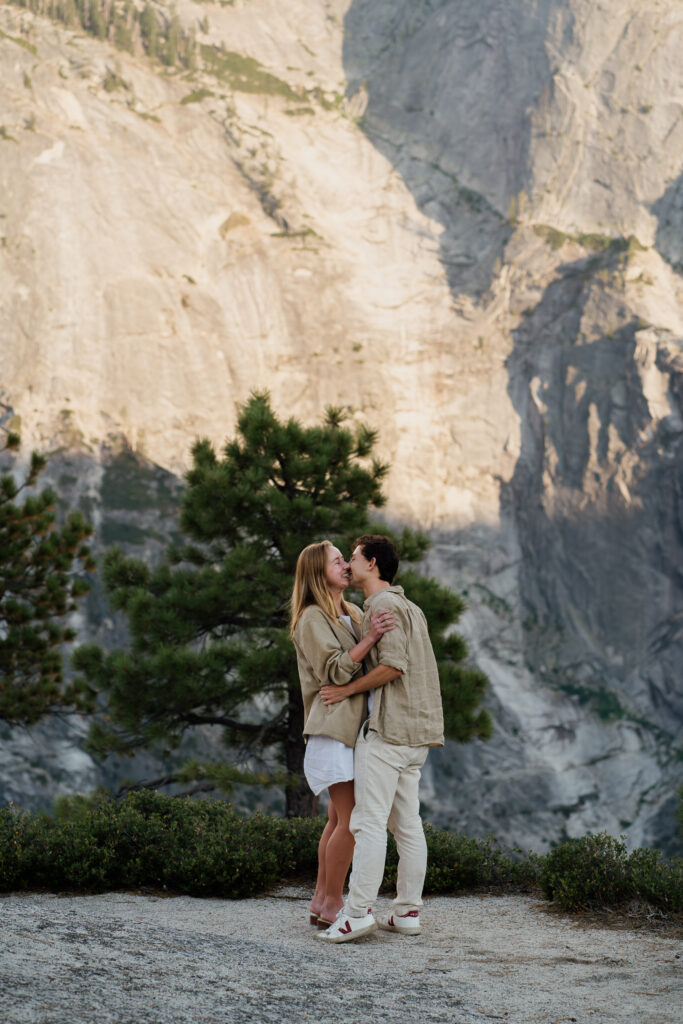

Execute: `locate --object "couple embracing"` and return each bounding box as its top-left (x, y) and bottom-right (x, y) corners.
top-left (290, 535), bottom-right (444, 943)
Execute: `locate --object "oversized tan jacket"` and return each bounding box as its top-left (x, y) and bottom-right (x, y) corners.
top-left (362, 585), bottom-right (444, 747)
top-left (292, 605), bottom-right (367, 748)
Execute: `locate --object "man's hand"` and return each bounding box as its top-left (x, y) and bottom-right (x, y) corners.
top-left (320, 683), bottom-right (352, 705)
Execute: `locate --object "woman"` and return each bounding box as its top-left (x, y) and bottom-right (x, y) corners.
top-left (290, 540), bottom-right (394, 928)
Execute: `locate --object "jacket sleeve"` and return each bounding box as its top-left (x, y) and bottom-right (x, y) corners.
top-left (372, 596), bottom-right (409, 673)
top-left (296, 612), bottom-right (362, 687)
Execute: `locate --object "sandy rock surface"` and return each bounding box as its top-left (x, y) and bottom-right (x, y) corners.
top-left (1, 890), bottom-right (681, 1024)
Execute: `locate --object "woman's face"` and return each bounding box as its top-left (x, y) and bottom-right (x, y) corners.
top-left (324, 545), bottom-right (350, 592)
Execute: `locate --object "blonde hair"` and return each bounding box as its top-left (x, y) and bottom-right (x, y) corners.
top-left (290, 540), bottom-right (361, 637)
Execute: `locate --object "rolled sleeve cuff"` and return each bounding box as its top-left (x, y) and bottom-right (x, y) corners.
top-left (377, 653), bottom-right (407, 673)
top-left (333, 650), bottom-right (358, 683)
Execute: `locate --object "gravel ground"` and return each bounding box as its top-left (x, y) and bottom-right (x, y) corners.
top-left (1, 890), bottom-right (681, 1024)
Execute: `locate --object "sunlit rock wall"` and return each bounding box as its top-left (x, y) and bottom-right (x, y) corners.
top-left (1, 0), bottom-right (681, 852)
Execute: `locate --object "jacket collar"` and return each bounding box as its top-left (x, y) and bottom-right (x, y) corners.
top-left (363, 584), bottom-right (404, 609)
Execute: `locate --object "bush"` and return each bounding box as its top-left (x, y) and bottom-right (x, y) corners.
top-left (0, 796), bottom-right (679, 917)
top-left (540, 832), bottom-right (683, 914)
top-left (0, 804), bottom-right (24, 890)
top-left (3, 793), bottom-right (535, 898)
top-left (628, 847), bottom-right (683, 914)
top-left (377, 826), bottom-right (539, 895)
top-left (541, 833), bottom-right (632, 910)
top-left (422, 827), bottom-right (538, 893)
top-left (0, 793), bottom-right (325, 897)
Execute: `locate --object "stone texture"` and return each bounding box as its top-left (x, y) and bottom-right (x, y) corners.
top-left (0, 0), bottom-right (681, 852)
top-left (0, 890), bottom-right (680, 1024)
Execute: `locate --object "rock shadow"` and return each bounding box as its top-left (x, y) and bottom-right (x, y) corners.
top-left (502, 244), bottom-right (683, 733)
top-left (342, 0), bottom-right (562, 296)
top-left (652, 170), bottom-right (683, 275)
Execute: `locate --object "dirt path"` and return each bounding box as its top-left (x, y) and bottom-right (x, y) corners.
top-left (1, 890), bottom-right (680, 1023)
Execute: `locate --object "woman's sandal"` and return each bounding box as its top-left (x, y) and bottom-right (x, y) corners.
top-left (316, 917), bottom-right (334, 930)
top-left (309, 912), bottom-right (319, 926)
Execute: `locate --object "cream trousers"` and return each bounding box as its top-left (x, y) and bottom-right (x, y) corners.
top-left (346, 726), bottom-right (429, 917)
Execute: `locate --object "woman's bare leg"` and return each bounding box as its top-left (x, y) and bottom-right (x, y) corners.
top-left (310, 800), bottom-right (338, 918)
top-left (319, 780), bottom-right (355, 923)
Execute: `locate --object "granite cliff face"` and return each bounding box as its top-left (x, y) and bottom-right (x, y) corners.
top-left (1, 0), bottom-right (681, 852)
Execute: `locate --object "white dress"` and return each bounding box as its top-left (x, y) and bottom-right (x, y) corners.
top-left (303, 614), bottom-right (358, 795)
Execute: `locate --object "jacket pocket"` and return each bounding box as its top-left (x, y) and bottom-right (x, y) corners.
top-left (357, 718), bottom-right (371, 742)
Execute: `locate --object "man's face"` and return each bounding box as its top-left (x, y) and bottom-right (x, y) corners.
top-left (348, 545), bottom-right (372, 585)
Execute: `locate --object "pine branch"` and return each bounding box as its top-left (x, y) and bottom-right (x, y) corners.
top-left (116, 773), bottom-right (181, 796)
top-left (182, 712), bottom-right (267, 732)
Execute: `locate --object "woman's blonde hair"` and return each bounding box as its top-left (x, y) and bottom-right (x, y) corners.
top-left (290, 540), bottom-right (361, 636)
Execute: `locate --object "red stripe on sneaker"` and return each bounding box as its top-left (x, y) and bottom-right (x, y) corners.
top-left (388, 915), bottom-right (394, 927)
top-left (339, 920), bottom-right (352, 934)
top-left (402, 911), bottom-right (419, 918)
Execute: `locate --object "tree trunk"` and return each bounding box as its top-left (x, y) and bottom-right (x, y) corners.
top-left (284, 685), bottom-right (318, 818)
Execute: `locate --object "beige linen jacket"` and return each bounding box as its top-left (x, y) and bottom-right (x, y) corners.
top-left (293, 605), bottom-right (367, 748)
top-left (362, 585), bottom-right (444, 747)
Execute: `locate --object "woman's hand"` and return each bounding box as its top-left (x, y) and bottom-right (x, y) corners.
top-left (320, 683), bottom-right (350, 705)
top-left (367, 609), bottom-right (396, 643)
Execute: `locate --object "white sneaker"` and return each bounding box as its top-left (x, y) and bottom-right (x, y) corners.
top-left (316, 909), bottom-right (377, 943)
top-left (377, 910), bottom-right (421, 934)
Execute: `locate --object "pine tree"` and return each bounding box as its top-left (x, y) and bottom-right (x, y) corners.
top-left (0, 433), bottom-right (95, 724)
top-left (138, 2), bottom-right (158, 60)
top-left (58, 0), bottom-right (77, 25)
top-left (74, 393), bottom-right (491, 816)
top-left (113, 12), bottom-right (133, 55)
top-left (161, 9), bottom-right (181, 66)
top-left (183, 27), bottom-right (197, 71)
top-left (89, 0), bottom-right (107, 41)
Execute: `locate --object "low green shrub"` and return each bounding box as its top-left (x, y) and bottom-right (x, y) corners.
top-left (422, 827), bottom-right (537, 893)
top-left (374, 826), bottom-right (538, 895)
top-left (540, 832), bottom-right (683, 913)
top-left (0, 804), bottom-right (24, 890)
top-left (541, 833), bottom-right (631, 910)
top-left (1, 796), bottom-right (679, 916)
top-left (4, 793), bottom-right (535, 898)
top-left (628, 846), bottom-right (683, 914)
top-left (0, 793), bottom-right (324, 897)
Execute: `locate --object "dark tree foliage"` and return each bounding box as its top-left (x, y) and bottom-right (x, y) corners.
top-left (74, 394), bottom-right (491, 816)
top-left (6, 0), bottom-right (198, 70)
top-left (0, 433), bottom-right (95, 724)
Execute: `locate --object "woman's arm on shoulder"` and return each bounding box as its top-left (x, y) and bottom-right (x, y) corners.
top-left (369, 595), bottom-right (408, 673)
top-left (347, 609), bottom-right (396, 664)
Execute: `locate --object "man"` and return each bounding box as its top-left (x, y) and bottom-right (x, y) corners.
top-left (318, 534), bottom-right (444, 943)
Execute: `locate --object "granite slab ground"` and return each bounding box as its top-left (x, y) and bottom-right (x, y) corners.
top-left (1, 890), bottom-right (680, 1023)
